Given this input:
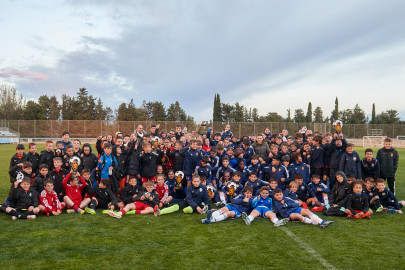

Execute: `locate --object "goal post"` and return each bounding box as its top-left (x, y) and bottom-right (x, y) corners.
top-left (363, 136), bottom-right (386, 148)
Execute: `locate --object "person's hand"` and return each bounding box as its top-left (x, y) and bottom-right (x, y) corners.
top-left (281, 178), bottom-right (285, 182)
top-left (97, 136), bottom-right (103, 140)
top-left (156, 124), bottom-right (160, 129)
top-left (358, 211), bottom-right (364, 216)
top-left (159, 202), bottom-right (163, 208)
top-left (14, 181), bottom-right (19, 188)
top-left (140, 195), bottom-right (145, 200)
top-left (18, 163), bottom-right (23, 167)
top-left (354, 213), bottom-right (361, 219)
top-left (333, 204), bottom-right (339, 207)
top-left (149, 197), bottom-right (153, 201)
top-left (269, 153), bottom-right (273, 158)
top-left (132, 194), bottom-right (137, 198)
top-left (243, 197), bottom-right (249, 202)
top-left (110, 205), bottom-right (115, 210)
top-left (339, 133), bottom-right (344, 139)
top-left (272, 167), bottom-right (276, 173)
top-left (28, 206), bottom-right (34, 211)
top-left (333, 133), bottom-right (338, 139)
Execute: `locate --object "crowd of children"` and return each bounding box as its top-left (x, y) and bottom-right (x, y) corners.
top-left (1, 123), bottom-right (404, 228)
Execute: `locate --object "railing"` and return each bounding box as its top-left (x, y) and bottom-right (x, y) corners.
top-left (1, 119), bottom-right (405, 139)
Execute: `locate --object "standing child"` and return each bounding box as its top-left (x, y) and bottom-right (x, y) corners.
top-left (39, 140), bottom-right (55, 171)
top-left (361, 149), bottom-right (380, 180)
top-left (376, 138), bottom-right (399, 194)
top-left (49, 157), bottom-right (69, 202)
top-left (26, 143), bottom-right (39, 178)
top-left (339, 143), bottom-right (361, 180)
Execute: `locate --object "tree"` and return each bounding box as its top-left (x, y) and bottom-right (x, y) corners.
top-left (376, 110), bottom-right (401, 124)
top-left (331, 97), bottom-right (339, 123)
top-left (294, 109), bottom-right (306, 123)
top-left (61, 94), bottom-right (75, 120)
top-left (339, 104), bottom-right (366, 124)
top-left (233, 102), bottom-right (244, 122)
top-left (167, 101), bottom-right (188, 121)
top-left (23, 101), bottom-right (44, 120)
top-left (243, 107), bottom-right (252, 122)
top-left (371, 103), bottom-right (376, 124)
top-left (286, 109), bottom-right (292, 122)
top-left (145, 101), bottom-right (166, 121)
top-left (221, 103), bottom-right (235, 122)
top-left (252, 108), bottom-right (259, 122)
top-left (0, 85), bottom-right (25, 120)
top-left (213, 93), bottom-right (222, 122)
top-left (306, 102), bottom-right (312, 123)
top-left (313, 106), bottom-right (324, 122)
top-left (258, 112), bottom-right (284, 122)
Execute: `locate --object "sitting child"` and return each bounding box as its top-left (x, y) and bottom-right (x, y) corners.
top-left (344, 181), bottom-right (373, 219)
top-left (374, 178), bottom-right (405, 214)
top-left (273, 188), bottom-right (333, 228)
top-left (323, 171), bottom-right (351, 217)
top-left (165, 170), bottom-right (186, 204)
top-left (156, 175), bottom-right (210, 216)
top-left (63, 171), bottom-right (90, 214)
top-left (245, 172), bottom-right (268, 196)
top-left (283, 181), bottom-right (308, 209)
top-left (121, 176), bottom-right (143, 206)
top-left (32, 164), bottom-right (51, 195)
top-left (201, 186), bottom-right (253, 224)
top-left (4, 177), bottom-right (39, 220)
top-left (216, 172), bottom-right (244, 206)
top-left (109, 180), bottom-right (159, 218)
top-left (155, 174), bottom-right (170, 207)
top-left (242, 186), bottom-right (289, 226)
top-left (38, 180), bottom-right (62, 216)
top-left (308, 174), bottom-right (330, 210)
top-left (85, 179), bottom-right (122, 215)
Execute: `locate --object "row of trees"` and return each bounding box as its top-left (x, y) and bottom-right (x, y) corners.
top-left (0, 86), bottom-right (193, 122)
top-left (213, 94), bottom-right (402, 124)
top-left (0, 85), bottom-right (402, 124)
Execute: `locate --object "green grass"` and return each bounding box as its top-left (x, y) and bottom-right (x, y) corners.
top-left (1, 144), bottom-right (404, 269)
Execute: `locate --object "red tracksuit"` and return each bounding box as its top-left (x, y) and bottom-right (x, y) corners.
top-left (39, 190), bottom-right (62, 213)
top-left (63, 173), bottom-right (87, 206)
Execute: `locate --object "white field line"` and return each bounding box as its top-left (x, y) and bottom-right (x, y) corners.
top-left (280, 227), bottom-right (338, 270)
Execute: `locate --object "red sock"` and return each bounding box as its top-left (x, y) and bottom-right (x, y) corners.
top-left (120, 210), bottom-right (126, 215)
top-left (362, 212), bottom-right (371, 218)
top-left (61, 203), bottom-right (66, 210)
top-left (73, 205), bottom-right (79, 211)
top-left (302, 202), bottom-right (308, 209)
top-left (135, 210), bottom-right (141, 214)
top-left (312, 206), bottom-right (324, 212)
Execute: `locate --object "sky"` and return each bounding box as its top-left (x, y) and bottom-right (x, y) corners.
top-left (1, 0), bottom-right (405, 122)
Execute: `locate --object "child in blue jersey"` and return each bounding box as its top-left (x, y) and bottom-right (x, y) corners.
top-left (155, 175), bottom-right (210, 216)
top-left (247, 155), bottom-right (262, 180)
top-left (273, 188), bottom-right (333, 228)
top-left (183, 140), bottom-right (202, 186)
top-left (308, 174), bottom-right (330, 208)
top-left (245, 172), bottom-right (268, 196)
top-left (216, 172), bottom-right (244, 206)
top-left (201, 185), bottom-right (253, 224)
top-left (96, 143), bottom-right (117, 181)
top-left (290, 152), bottom-right (310, 184)
top-left (242, 186), bottom-right (289, 226)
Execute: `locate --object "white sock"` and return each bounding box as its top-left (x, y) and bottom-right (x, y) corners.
top-left (309, 213), bottom-right (323, 225)
top-left (271, 217), bottom-right (279, 224)
top-left (302, 217), bottom-right (314, 224)
top-left (213, 213), bottom-right (227, 222)
top-left (212, 210), bottom-right (221, 219)
top-left (220, 193), bottom-right (227, 204)
top-left (247, 215), bottom-right (254, 222)
top-left (324, 196), bottom-right (329, 205)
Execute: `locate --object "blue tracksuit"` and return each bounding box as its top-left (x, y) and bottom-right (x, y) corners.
top-left (183, 148), bottom-right (202, 176)
top-left (221, 130), bottom-right (233, 141)
top-left (361, 158), bottom-right (380, 180)
top-left (273, 196), bottom-right (300, 218)
top-left (377, 188), bottom-right (402, 210)
top-left (206, 129), bottom-right (219, 147)
top-left (290, 161), bottom-right (311, 184)
top-left (308, 182), bottom-right (330, 203)
top-left (186, 184), bottom-right (210, 209)
top-left (195, 163), bottom-right (212, 183)
top-left (97, 154), bottom-right (117, 179)
top-left (283, 189), bottom-right (299, 201)
top-left (310, 146), bottom-right (324, 169)
top-left (229, 194), bottom-right (252, 214)
top-left (247, 163), bottom-right (263, 179)
top-left (215, 166), bottom-right (236, 186)
top-left (339, 151), bottom-right (362, 179)
top-left (238, 168), bottom-right (249, 185)
top-left (242, 146), bottom-right (255, 165)
top-left (262, 165), bottom-right (288, 190)
top-left (245, 180), bottom-right (269, 195)
top-left (208, 155), bottom-right (220, 177)
top-left (296, 182), bottom-right (316, 201)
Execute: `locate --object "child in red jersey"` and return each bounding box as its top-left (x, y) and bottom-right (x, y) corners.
top-left (63, 171), bottom-right (90, 214)
top-left (155, 174), bottom-right (169, 207)
top-left (39, 180), bottom-right (62, 216)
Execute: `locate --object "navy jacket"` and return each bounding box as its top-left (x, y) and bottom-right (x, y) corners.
top-left (229, 194), bottom-right (252, 213)
top-left (339, 152), bottom-right (362, 179)
top-left (376, 147), bottom-right (399, 178)
top-left (186, 184), bottom-right (210, 209)
top-left (361, 158), bottom-right (380, 180)
top-left (273, 196), bottom-right (299, 218)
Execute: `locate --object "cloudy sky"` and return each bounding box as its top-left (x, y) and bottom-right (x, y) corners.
top-left (1, 0), bottom-right (405, 122)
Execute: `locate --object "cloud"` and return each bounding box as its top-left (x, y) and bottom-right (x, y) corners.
top-left (0, 68), bottom-right (49, 82)
top-left (2, 1), bottom-right (405, 121)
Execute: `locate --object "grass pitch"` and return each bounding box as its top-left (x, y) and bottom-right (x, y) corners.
top-left (0, 144), bottom-right (404, 269)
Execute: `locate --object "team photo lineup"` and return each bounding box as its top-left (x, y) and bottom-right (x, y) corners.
top-left (1, 122), bottom-right (403, 227)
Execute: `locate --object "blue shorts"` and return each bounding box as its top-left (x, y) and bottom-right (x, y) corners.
top-left (254, 206), bottom-right (272, 218)
top-left (289, 207), bottom-right (303, 218)
top-left (225, 205), bottom-right (241, 218)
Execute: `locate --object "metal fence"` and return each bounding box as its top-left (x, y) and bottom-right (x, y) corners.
top-left (1, 119), bottom-right (405, 139)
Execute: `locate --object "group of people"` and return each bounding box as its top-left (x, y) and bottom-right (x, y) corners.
top-left (1, 123), bottom-right (404, 229)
